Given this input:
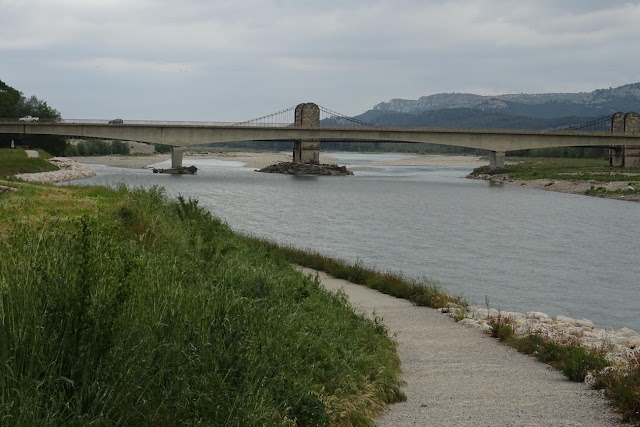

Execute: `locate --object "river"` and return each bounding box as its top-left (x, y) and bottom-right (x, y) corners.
top-left (70, 153), bottom-right (640, 332)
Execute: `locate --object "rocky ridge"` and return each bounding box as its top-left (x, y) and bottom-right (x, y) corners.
top-left (372, 83), bottom-right (640, 114)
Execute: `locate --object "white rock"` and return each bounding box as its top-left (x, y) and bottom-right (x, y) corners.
top-left (480, 322), bottom-right (493, 334)
top-left (565, 327), bottom-right (585, 337)
top-left (458, 318), bottom-right (481, 328)
top-left (487, 309), bottom-right (499, 318)
top-left (526, 311), bottom-right (551, 321)
top-left (616, 327), bottom-right (639, 338)
top-left (555, 315), bottom-right (577, 324)
top-left (574, 319), bottom-right (595, 329)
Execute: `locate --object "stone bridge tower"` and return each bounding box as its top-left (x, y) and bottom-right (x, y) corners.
top-left (293, 103), bottom-right (320, 164)
top-left (611, 112), bottom-right (640, 168)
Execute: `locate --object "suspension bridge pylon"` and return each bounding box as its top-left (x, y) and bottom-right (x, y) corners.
top-left (610, 112), bottom-right (640, 168)
top-left (293, 103), bottom-right (320, 164)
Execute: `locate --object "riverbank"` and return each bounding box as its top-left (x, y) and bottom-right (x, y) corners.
top-left (470, 172), bottom-right (640, 202)
top-left (15, 157), bottom-right (96, 183)
top-left (468, 158), bottom-right (640, 202)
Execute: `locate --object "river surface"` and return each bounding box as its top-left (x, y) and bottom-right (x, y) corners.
top-left (70, 153), bottom-right (640, 332)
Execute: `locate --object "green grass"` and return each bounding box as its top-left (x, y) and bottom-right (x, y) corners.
top-left (585, 185), bottom-right (640, 196)
top-left (0, 183), bottom-right (405, 426)
top-left (0, 148), bottom-right (59, 176)
top-left (241, 239), bottom-right (465, 310)
top-left (474, 157), bottom-right (640, 182)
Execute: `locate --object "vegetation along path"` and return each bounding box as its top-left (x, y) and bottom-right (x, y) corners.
top-left (300, 268), bottom-right (628, 426)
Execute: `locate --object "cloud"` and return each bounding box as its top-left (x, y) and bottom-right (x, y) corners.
top-left (1, 0), bottom-right (640, 119)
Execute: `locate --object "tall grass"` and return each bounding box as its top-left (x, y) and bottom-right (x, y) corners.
top-left (242, 239), bottom-right (465, 309)
top-left (0, 186), bottom-right (405, 425)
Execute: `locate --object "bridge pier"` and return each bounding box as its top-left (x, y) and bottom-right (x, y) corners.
top-left (293, 103), bottom-right (320, 164)
top-left (489, 151), bottom-right (505, 169)
top-left (171, 147), bottom-right (184, 168)
top-left (610, 146), bottom-right (625, 167)
top-left (293, 140), bottom-right (320, 163)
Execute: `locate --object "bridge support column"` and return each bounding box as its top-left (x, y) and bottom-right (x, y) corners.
top-left (610, 146), bottom-right (625, 167)
top-left (293, 103), bottom-right (320, 164)
top-left (171, 147), bottom-right (184, 168)
top-left (489, 151), bottom-right (505, 169)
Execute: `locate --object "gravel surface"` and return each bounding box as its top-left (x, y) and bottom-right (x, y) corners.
top-left (299, 268), bottom-right (629, 427)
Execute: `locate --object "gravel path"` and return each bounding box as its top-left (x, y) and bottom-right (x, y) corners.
top-left (299, 268), bottom-right (628, 427)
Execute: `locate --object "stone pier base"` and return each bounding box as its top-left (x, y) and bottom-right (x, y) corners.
top-left (489, 151), bottom-right (505, 169)
top-left (171, 147), bottom-right (184, 168)
top-left (293, 140), bottom-right (320, 164)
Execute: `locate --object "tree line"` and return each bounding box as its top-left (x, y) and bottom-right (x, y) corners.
top-left (64, 139), bottom-right (131, 156)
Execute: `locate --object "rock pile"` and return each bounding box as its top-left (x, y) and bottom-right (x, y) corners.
top-left (258, 162), bottom-right (353, 176)
top-left (442, 305), bottom-right (640, 366)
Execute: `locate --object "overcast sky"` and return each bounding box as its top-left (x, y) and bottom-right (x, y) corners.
top-left (2, 0), bottom-right (640, 121)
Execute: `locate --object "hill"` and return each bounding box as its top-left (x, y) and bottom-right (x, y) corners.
top-left (360, 83), bottom-right (640, 130)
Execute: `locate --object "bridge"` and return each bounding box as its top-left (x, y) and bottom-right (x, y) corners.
top-left (1, 103), bottom-right (639, 169)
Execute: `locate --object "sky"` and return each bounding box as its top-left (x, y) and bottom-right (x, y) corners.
top-left (2, 0), bottom-right (640, 121)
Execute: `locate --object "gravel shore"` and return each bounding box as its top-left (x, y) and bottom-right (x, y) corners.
top-left (470, 172), bottom-right (640, 202)
top-left (302, 267), bottom-right (629, 427)
top-left (15, 157), bottom-right (96, 183)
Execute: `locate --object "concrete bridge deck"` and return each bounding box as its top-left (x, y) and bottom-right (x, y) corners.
top-left (2, 121), bottom-right (639, 150)
top-left (2, 120), bottom-right (640, 169)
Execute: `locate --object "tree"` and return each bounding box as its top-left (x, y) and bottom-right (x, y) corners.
top-left (0, 80), bottom-right (64, 152)
top-left (0, 80), bottom-right (21, 118)
top-left (16, 95), bottom-right (62, 122)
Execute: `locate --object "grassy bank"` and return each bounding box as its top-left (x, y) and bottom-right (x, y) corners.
top-left (0, 181), bottom-right (405, 426)
top-left (0, 148), bottom-right (58, 177)
top-left (243, 239), bottom-right (465, 309)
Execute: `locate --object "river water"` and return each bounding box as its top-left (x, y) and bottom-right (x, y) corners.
top-left (70, 153), bottom-right (640, 332)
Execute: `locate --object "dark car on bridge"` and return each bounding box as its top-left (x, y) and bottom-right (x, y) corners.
top-left (108, 118), bottom-right (124, 124)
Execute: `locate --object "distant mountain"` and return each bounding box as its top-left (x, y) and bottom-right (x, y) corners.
top-left (347, 108), bottom-right (591, 131)
top-left (371, 83), bottom-right (640, 120)
top-left (351, 83), bottom-right (640, 130)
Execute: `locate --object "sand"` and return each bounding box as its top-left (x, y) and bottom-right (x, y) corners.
top-left (68, 152), bottom-right (490, 170)
top-left (69, 151), bottom-right (294, 170)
